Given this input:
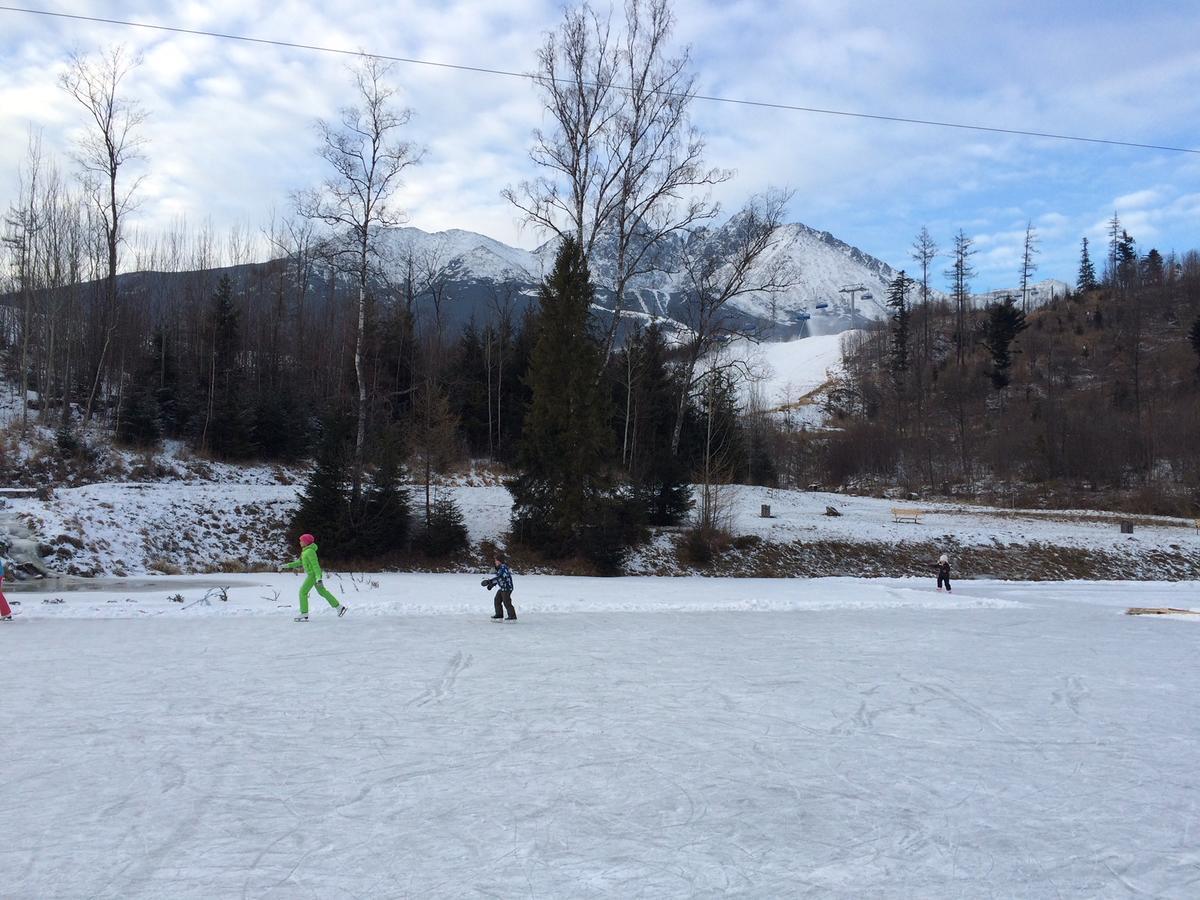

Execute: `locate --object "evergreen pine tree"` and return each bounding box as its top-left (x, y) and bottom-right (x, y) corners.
top-left (449, 323), bottom-right (491, 455)
top-left (746, 429), bottom-right (778, 487)
top-left (626, 324), bottom-right (691, 525)
top-left (509, 236), bottom-right (622, 560)
top-left (1115, 231), bottom-right (1138, 292)
top-left (1077, 237), bottom-right (1098, 293)
top-left (202, 276), bottom-right (256, 459)
top-left (252, 383), bottom-right (308, 462)
top-left (1189, 316), bottom-right (1200, 368)
top-left (886, 270), bottom-right (913, 391)
top-left (290, 420), bottom-right (354, 559)
top-left (147, 329), bottom-right (189, 438)
top-left (982, 296), bottom-right (1029, 390)
top-left (496, 307), bottom-right (538, 464)
top-left (1141, 248), bottom-right (1164, 286)
top-left (115, 372), bottom-right (162, 448)
top-left (115, 348), bottom-right (163, 449)
top-left (422, 492), bottom-right (469, 557)
top-left (357, 434), bottom-right (412, 560)
top-left (55, 418), bottom-right (81, 459)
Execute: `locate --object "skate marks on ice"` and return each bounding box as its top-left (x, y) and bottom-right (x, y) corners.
top-left (1051, 673), bottom-right (1091, 719)
top-left (406, 649), bottom-right (474, 707)
top-left (4, 590), bottom-right (1200, 897)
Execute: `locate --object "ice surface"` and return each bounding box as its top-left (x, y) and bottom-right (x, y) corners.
top-left (3, 575), bottom-right (1199, 898)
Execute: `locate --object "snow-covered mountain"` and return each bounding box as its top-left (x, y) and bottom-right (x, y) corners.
top-left (10, 221), bottom-right (1069, 342)
top-left (974, 278), bottom-right (1071, 308)
top-left (376, 220), bottom-right (904, 338)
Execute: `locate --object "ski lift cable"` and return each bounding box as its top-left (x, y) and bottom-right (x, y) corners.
top-left (3, 5), bottom-right (1199, 156)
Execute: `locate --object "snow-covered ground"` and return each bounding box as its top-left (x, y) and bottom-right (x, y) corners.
top-left (629, 486), bottom-right (1200, 580)
top-left (6, 478), bottom-right (1199, 579)
top-left (722, 485), bottom-right (1200, 555)
top-left (3, 574), bottom-right (1198, 897)
top-left (5, 479), bottom-right (513, 576)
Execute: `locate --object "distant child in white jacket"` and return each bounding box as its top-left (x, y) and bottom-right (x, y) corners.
top-left (934, 554), bottom-right (952, 592)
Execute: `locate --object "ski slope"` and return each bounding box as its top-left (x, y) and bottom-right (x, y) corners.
top-left (725, 332), bottom-right (854, 410)
top-left (3, 575), bottom-right (1199, 898)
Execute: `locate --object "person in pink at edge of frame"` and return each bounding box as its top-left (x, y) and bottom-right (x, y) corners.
top-left (0, 556), bottom-right (13, 620)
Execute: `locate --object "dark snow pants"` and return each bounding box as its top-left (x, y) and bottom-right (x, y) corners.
top-left (937, 572), bottom-right (952, 591)
top-left (493, 590), bottom-right (516, 619)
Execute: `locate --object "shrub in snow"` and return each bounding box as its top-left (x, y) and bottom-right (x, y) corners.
top-left (421, 494), bottom-right (469, 558)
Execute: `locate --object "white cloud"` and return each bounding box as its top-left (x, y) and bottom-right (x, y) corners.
top-left (1114, 188), bottom-right (1163, 209)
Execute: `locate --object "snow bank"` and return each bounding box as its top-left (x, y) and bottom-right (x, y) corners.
top-left (721, 484), bottom-right (1200, 556)
top-left (7, 479), bottom-right (1199, 580)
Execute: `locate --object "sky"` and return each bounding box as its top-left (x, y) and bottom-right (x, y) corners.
top-left (1, 0), bottom-right (1198, 290)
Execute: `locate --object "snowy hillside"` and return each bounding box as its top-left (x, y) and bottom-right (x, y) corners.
top-left (976, 277), bottom-right (1071, 307)
top-left (722, 331), bottom-right (858, 410)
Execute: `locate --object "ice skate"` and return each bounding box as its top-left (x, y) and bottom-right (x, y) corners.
top-left (338, 605), bottom-right (348, 617)
top-left (294, 614), bottom-right (309, 622)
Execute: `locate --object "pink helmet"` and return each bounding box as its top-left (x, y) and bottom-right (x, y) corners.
top-left (299, 533), bottom-right (315, 547)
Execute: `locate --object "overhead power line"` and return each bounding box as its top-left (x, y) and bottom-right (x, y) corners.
top-left (3, 4), bottom-right (1198, 156)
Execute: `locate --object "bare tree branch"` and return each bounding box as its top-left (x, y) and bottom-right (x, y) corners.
top-left (295, 53), bottom-right (423, 500)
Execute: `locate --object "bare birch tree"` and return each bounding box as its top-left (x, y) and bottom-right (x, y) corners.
top-left (296, 55), bottom-right (422, 500)
top-left (503, 4), bottom-right (620, 257)
top-left (505, 0), bottom-right (727, 367)
top-left (59, 44), bottom-right (147, 422)
top-left (1, 133), bottom-right (43, 435)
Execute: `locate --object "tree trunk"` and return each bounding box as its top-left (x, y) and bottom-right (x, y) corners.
top-left (485, 330), bottom-right (494, 459)
top-left (352, 239), bottom-right (369, 503)
top-left (670, 351), bottom-right (700, 455)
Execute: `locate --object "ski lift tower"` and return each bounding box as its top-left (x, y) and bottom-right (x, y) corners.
top-left (839, 283), bottom-right (867, 321)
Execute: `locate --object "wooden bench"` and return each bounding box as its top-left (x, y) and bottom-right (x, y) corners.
top-left (891, 508), bottom-right (924, 524)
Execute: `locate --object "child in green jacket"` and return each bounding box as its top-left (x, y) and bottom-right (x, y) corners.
top-left (282, 533), bottom-right (347, 622)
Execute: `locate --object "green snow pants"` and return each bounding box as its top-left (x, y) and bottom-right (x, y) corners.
top-left (300, 576), bottom-right (340, 615)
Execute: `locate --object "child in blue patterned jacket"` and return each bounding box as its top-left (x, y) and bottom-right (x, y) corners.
top-left (481, 553), bottom-right (517, 621)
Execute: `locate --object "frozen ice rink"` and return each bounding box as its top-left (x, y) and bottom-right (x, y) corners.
top-left (3, 575), bottom-right (1198, 898)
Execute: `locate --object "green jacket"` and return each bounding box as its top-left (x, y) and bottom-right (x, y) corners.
top-left (284, 543), bottom-right (324, 580)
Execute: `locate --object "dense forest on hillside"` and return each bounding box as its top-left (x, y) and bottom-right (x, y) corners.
top-left (797, 236), bottom-right (1200, 515)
